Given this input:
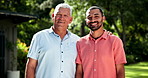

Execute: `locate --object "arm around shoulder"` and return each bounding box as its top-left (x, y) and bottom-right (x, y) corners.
top-left (25, 58), bottom-right (38, 78)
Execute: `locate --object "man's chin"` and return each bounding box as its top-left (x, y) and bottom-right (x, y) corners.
top-left (89, 26), bottom-right (102, 31)
top-left (90, 28), bottom-right (98, 31)
top-left (57, 23), bottom-right (65, 26)
top-left (88, 26), bottom-right (96, 30)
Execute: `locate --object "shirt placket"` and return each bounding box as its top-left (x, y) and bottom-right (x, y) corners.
top-left (60, 35), bottom-right (69, 78)
top-left (93, 40), bottom-right (98, 78)
top-left (60, 41), bottom-right (64, 78)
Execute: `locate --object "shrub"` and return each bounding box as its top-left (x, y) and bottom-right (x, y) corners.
top-left (17, 39), bottom-right (28, 78)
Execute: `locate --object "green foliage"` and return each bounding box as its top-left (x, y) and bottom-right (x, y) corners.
top-left (65, 0), bottom-right (91, 36)
top-left (126, 24), bottom-right (148, 63)
top-left (126, 55), bottom-right (137, 64)
top-left (17, 18), bottom-right (53, 46)
top-left (17, 39), bottom-right (28, 78)
top-left (126, 37), bottom-right (148, 62)
top-left (65, 0), bottom-right (148, 64)
top-left (16, 0), bottom-right (64, 46)
top-left (1, 0), bottom-right (148, 73)
top-left (0, 0), bottom-right (32, 14)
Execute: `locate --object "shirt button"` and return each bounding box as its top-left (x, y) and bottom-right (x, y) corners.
top-left (61, 51), bottom-right (63, 53)
top-left (61, 71), bottom-right (63, 73)
top-left (94, 50), bottom-right (96, 52)
top-left (62, 61), bottom-right (63, 62)
top-left (94, 69), bottom-right (96, 71)
top-left (94, 59), bottom-right (96, 61)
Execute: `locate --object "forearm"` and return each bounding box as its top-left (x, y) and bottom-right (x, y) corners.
top-left (75, 64), bottom-right (83, 78)
top-left (75, 72), bottom-right (83, 78)
top-left (25, 66), bottom-right (36, 78)
top-left (25, 58), bottom-right (37, 78)
top-left (116, 64), bottom-right (125, 78)
top-left (117, 69), bottom-right (125, 78)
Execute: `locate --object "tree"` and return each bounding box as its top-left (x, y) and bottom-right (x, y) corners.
top-left (65, 0), bottom-right (148, 63)
top-left (0, 0), bottom-right (64, 45)
top-left (65, 0), bottom-right (91, 36)
top-left (1, 0), bottom-right (147, 64)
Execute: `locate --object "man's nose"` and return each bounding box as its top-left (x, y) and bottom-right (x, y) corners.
top-left (59, 15), bottom-right (64, 19)
top-left (90, 17), bottom-right (96, 22)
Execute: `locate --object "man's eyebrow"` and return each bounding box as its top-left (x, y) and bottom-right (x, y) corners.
top-left (87, 13), bottom-right (100, 17)
top-left (94, 13), bottom-right (99, 15)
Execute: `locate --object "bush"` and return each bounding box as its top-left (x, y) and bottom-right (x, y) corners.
top-left (17, 39), bottom-right (28, 78)
top-left (126, 55), bottom-right (136, 64)
top-left (125, 36), bottom-right (148, 64)
top-left (126, 55), bottom-right (143, 64)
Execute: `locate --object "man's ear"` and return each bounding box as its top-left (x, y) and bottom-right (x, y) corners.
top-left (52, 14), bottom-right (54, 18)
top-left (102, 16), bottom-right (106, 22)
top-left (51, 14), bottom-right (54, 20)
top-left (69, 17), bottom-right (73, 23)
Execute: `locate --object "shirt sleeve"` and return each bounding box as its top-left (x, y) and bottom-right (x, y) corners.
top-left (113, 37), bottom-right (127, 64)
top-left (27, 34), bottom-right (41, 60)
top-left (76, 41), bottom-right (82, 64)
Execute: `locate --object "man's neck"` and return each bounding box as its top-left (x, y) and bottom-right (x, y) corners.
top-left (52, 26), bottom-right (67, 39)
top-left (90, 28), bottom-right (104, 39)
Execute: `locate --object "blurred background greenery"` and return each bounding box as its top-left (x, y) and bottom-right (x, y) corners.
top-left (125, 62), bottom-right (148, 78)
top-left (1, 0), bottom-right (148, 78)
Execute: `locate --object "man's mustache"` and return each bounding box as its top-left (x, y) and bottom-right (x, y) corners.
top-left (89, 21), bottom-right (99, 24)
top-left (88, 21), bottom-right (99, 25)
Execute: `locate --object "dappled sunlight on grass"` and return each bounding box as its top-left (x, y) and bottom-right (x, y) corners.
top-left (125, 62), bottom-right (148, 78)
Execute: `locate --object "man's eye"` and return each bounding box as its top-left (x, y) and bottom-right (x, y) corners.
top-left (88, 17), bottom-right (92, 20)
top-left (95, 16), bottom-right (99, 18)
top-left (64, 15), bottom-right (68, 17)
top-left (56, 14), bottom-right (61, 16)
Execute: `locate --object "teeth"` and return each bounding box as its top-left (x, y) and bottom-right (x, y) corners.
top-left (91, 23), bottom-right (97, 26)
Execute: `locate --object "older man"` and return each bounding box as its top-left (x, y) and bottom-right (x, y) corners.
top-left (25, 3), bottom-right (80, 78)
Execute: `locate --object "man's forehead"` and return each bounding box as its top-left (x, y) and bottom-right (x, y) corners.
top-left (87, 13), bottom-right (100, 17)
top-left (56, 8), bottom-right (70, 13)
top-left (58, 8), bottom-right (69, 12)
top-left (90, 13), bottom-right (99, 15)
top-left (86, 9), bottom-right (101, 16)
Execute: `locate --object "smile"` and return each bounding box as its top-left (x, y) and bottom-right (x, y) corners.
top-left (58, 21), bottom-right (64, 23)
top-left (91, 23), bottom-right (98, 26)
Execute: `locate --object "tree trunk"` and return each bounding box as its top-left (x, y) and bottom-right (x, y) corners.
top-left (120, 12), bottom-right (126, 49)
top-left (113, 20), bottom-right (121, 37)
top-left (80, 21), bottom-right (86, 36)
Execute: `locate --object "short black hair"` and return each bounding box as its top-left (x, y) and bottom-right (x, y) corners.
top-left (86, 6), bottom-right (104, 16)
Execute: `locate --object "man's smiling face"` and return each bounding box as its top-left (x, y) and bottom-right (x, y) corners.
top-left (86, 9), bottom-right (105, 31)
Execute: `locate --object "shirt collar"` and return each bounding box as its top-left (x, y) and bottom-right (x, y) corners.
top-left (102, 30), bottom-right (108, 39)
top-left (48, 26), bottom-right (71, 37)
top-left (89, 30), bottom-right (108, 40)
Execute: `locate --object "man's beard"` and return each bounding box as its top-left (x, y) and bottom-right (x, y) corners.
top-left (87, 21), bottom-right (103, 31)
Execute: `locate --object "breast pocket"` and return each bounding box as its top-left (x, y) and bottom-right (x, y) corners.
top-left (64, 42), bottom-right (77, 60)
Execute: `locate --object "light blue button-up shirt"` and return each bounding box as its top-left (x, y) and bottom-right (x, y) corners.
top-left (27, 27), bottom-right (80, 78)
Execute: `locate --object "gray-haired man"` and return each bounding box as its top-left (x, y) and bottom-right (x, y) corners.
top-left (25, 3), bottom-right (80, 78)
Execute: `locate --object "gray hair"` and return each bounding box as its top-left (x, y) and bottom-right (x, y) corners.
top-left (54, 3), bottom-right (72, 16)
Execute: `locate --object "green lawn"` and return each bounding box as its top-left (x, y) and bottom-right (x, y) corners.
top-left (125, 62), bottom-right (148, 78)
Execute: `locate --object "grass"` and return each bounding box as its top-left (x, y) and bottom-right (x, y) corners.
top-left (125, 62), bottom-right (148, 78)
